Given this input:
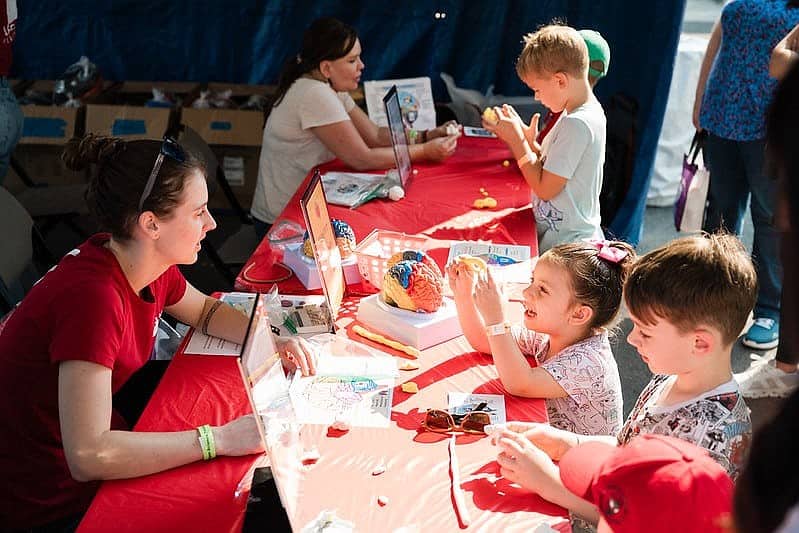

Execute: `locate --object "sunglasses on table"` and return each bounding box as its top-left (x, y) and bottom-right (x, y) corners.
top-left (138, 136), bottom-right (187, 212)
top-left (422, 402), bottom-right (491, 434)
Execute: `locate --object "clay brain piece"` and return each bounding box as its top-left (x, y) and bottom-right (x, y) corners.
top-left (382, 251), bottom-right (444, 313)
top-left (303, 218), bottom-right (357, 259)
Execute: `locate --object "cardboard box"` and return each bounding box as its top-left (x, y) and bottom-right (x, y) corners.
top-left (206, 144), bottom-right (261, 211)
top-left (84, 81), bottom-right (198, 141)
top-left (15, 81), bottom-right (84, 145)
top-left (181, 83), bottom-right (270, 146)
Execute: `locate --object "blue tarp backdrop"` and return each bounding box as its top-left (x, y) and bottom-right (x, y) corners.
top-left (12, 0), bottom-right (686, 245)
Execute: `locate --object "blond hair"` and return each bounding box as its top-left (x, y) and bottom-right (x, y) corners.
top-left (516, 24), bottom-right (588, 79)
top-left (624, 234), bottom-right (757, 346)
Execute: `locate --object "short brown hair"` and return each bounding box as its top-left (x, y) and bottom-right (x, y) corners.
top-left (516, 24), bottom-right (588, 79)
top-left (624, 234), bottom-right (757, 346)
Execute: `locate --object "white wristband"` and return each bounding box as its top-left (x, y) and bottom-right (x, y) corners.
top-left (486, 322), bottom-right (511, 337)
top-left (517, 152), bottom-right (533, 168)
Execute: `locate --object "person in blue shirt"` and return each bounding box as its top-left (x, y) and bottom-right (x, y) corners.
top-left (693, 0), bottom-right (799, 364)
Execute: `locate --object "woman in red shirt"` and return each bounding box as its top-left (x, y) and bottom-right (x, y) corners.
top-left (0, 134), bottom-right (315, 531)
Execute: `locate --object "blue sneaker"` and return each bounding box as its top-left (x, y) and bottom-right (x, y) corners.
top-left (742, 318), bottom-right (780, 350)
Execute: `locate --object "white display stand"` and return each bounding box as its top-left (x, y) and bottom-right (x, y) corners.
top-left (648, 34), bottom-right (708, 207)
top-left (356, 293), bottom-right (462, 350)
top-left (283, 244), bottom-right (361, 290)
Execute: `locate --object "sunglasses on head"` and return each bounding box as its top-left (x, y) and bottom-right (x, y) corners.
top-left (138, 136), bottom-right (187, 212)
top-left (422, 402), bottom-right (491, 434)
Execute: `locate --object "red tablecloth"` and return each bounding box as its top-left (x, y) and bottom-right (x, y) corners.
top-left (236, 136), bottom-right (538, 294)
top-left (78, 300), bottom-right (569, 533)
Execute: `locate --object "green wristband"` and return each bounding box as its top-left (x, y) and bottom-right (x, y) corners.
top-left (197, 424), bottom-right (216, 460)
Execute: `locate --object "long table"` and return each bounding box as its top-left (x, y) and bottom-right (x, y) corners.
top-left (78, 138), bottom-right (568, 532)
top-left (236, 135), bottom-right (538, 294)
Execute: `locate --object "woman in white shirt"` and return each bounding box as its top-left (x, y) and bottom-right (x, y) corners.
top-left (251, 17), bottom-right (459, 237)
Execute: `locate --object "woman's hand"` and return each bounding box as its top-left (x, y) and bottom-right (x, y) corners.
top-left (446, 261), bottom-right (478, 299)
top-left (422, 135), bottom-right (458, 162)
top-left (214, 415), bottom-right (265, 457)
top-left (494, 421), bottom-right (577, 461)
top-left (473, 269), bottom-right (505, 326)
top-left (427, 120), bottom-right (462, 140)
top-left (274, 335), bottom-right (317, 376)
top-left (495, 430), bottom-right (560, 493)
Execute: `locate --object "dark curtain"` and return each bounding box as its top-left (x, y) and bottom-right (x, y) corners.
top-left (13, 0), bottom-right (687, 244)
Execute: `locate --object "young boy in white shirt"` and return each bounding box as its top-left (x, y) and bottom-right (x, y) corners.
top-left (485, 24), bottom-right (606, 251)
top-left (490, 234), bottom-right (756, 525)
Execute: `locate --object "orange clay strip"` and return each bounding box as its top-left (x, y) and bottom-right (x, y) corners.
top-left (352, 325), bottom-right (421, 359)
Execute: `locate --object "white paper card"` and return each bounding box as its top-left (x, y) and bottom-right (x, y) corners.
top-left (448, 392), bottom-right (507, 425)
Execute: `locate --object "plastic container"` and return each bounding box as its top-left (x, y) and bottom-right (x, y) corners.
top-left (353, 229), bottom-right (430, 289)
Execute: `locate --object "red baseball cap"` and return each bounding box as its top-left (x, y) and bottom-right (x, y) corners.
top-left (559, 434), bottom-right (733, 533)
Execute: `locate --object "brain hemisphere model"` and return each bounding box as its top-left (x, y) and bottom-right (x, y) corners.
top-left (303, 219), bottom-right (357, 259)
top-left (382, 251), bottom-right (444, 313)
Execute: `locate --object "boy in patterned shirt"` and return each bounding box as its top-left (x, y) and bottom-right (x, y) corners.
top-left (490, 234), bottom-right (755, 525)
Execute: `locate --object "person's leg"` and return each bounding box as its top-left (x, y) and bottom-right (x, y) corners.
top-left (702, 133), bottom-right (750, 235)
top-left (0, 80), bottom-right (25, 184)
top-left (741, 138), bottom-right (782, 348)
top-left (776, 229), bottom-right (798, 368)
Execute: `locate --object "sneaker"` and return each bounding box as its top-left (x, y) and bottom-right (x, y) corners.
top-left (735, 358), bottom-right (799, 399)
top-left (742, 318), bottom-right (780, 350)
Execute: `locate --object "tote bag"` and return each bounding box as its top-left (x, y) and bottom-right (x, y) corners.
top-left (674, 130), bottom-right (709, 232)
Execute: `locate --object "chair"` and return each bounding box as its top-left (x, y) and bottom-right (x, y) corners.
top-left (9, 156), bottom-right (90, 240)
top-left (0, 186), bottom-right (54, 315)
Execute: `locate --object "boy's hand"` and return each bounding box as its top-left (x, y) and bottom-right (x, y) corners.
top-left (494, 422), bottom-right (576, 461)
top-left (473, 269), bottom-right (505, 326)
top-left (502, 106), bottom-right (541, 154)
top-left (496, 430), bottom-right (560, 493)
top-left (446, 261), bottom-right (478, 299)
top-left (490, 105), bottom-right (526, 147)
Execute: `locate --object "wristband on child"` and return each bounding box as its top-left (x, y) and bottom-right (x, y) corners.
top-left (516, 152), bottom-right (534, 168)
top-left (485, 322), bottom-right (512, 337)
top-left (197, 424), bottom-right (216, 460)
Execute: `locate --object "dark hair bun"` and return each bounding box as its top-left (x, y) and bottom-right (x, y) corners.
top-left (62, 134), bottom-right (124, 171)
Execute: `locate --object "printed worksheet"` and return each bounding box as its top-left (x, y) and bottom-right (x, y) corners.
top-left (447, 392), bottom-right (507, 425)
top-left (289, 374), bottom-right (394, 428)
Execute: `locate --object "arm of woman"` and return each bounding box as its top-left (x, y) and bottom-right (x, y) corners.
top-left (770, 23), bottom-right (799, 80)
top-left (58, 360), bottom-right (262, 481)
top-left (165, 283), bottom-right (249, 344)
top-left (693, 19), bottom-right (722, 130)
top-left (313, 119), bottom-right (457, 170)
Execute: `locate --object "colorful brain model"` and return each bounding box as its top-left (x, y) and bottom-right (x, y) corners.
top-left (382, 251), bottom-right (444, 313)
top-left (303, 218), bottom-right (357, 259)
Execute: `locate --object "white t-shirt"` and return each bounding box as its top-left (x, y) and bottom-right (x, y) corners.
top-left (251, 78), bottom-right (357, 223)
top-left (618, 374), bottom-right (752, 480)
top-left (535, 97), bottom-right (606, 251)
top-left (512, 327), bottom-right (623, 436)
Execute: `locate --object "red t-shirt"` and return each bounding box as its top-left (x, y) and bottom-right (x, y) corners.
top-left (1, 1), bottom-right (17, 76)
top-left (0, 234), bottom-right (187, 529)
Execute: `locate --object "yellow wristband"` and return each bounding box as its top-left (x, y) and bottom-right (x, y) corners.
top-left (197, 424), bottom-right (216, 460)
top-left (486, 322), bottom-right (511, 337)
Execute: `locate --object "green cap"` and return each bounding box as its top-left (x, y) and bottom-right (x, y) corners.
top-left (579, 29), bottom-right (611, 79)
